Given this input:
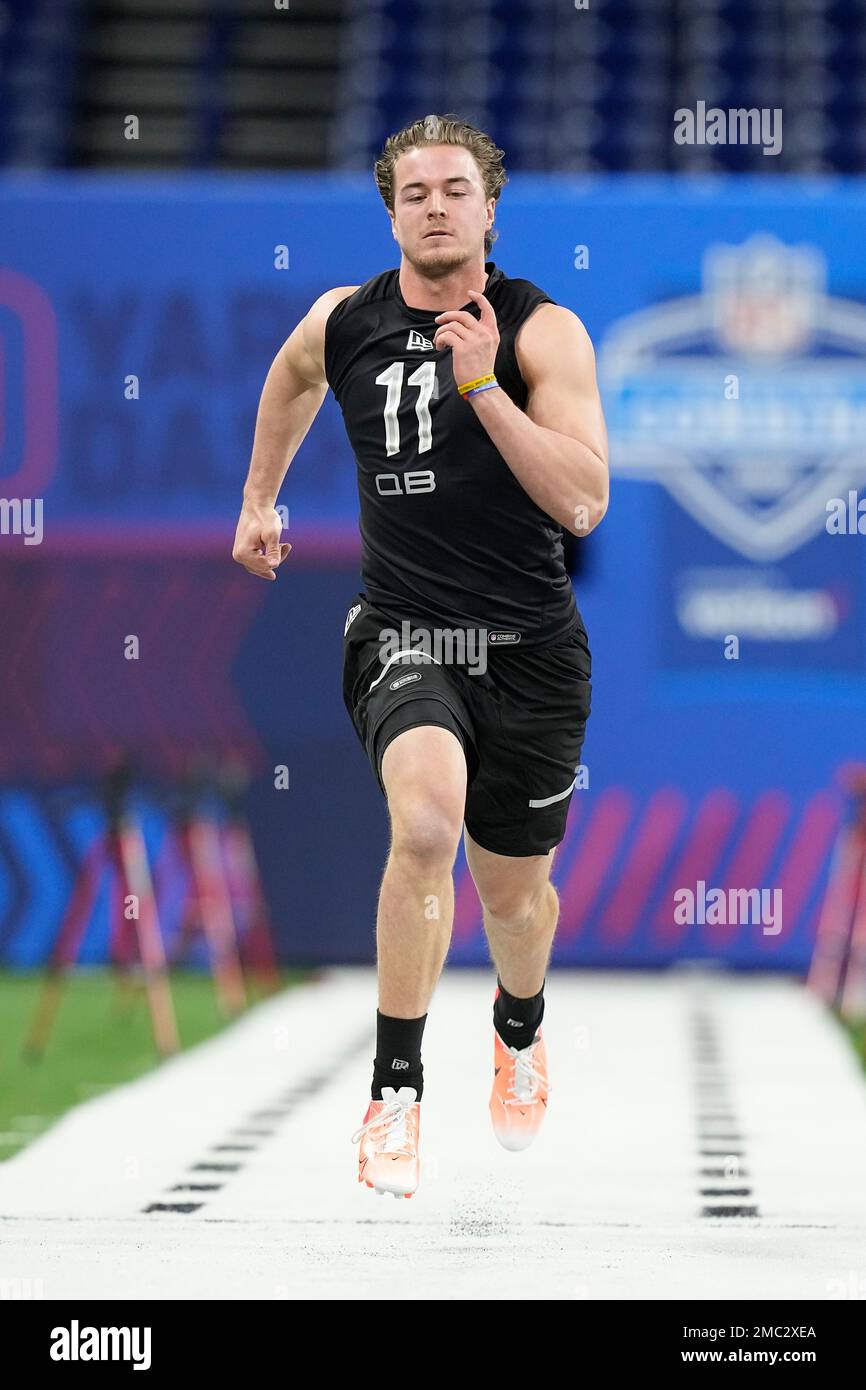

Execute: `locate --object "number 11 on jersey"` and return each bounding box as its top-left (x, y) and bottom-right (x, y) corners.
top-left (375, 360), bottom-right (436, 458)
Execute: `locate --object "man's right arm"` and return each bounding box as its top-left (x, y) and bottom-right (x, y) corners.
top-left (232, 285), bottom-right (357, 580)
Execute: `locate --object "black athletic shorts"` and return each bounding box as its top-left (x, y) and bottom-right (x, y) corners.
top-left (341, 591), bottom-right (592, 857)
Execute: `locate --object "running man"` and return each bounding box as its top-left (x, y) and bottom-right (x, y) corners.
top-left (232, 114), bottom-right (608, 1198)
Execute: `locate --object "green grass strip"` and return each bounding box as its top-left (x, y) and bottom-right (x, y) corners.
top-left (0, 966), bottom-right (309, 1162)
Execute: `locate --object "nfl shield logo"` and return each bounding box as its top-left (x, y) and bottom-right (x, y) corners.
top-left (600, 234), bottom-right (866, 561)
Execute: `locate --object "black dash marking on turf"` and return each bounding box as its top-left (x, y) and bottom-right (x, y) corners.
top-left (144, 1202), bottom-right (203, 1214)
top-left (140, 1020), bottom-right (376, 1216)
top-left (688, 1004), bottom-right (760, 1221)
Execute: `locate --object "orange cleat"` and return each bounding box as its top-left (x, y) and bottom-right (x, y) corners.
top-left (351, 1085), bottom-right (421, 1198)
top-left (489, 1026), bottom-right (551, 1151)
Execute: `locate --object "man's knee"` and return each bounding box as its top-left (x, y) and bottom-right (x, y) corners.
top-left (482, 879), bottom-right (557, 934)
top-left (382, 725), bottom-right (466, 868)
top-left (389, 799), bottom-right (463, 867)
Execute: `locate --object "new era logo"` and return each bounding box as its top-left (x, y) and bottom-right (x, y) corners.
top-left (392, 1058), bottom-right (410, 1070)
top-left (344, 603), bottom-right (361, 635)
top-left (406, 330), bottom-right (434, 351)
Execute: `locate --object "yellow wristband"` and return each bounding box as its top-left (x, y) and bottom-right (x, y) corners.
top-left (457, 373), bottom-right (497, 395)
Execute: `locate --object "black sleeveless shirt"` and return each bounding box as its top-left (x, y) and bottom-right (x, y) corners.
top-left (324, 260), bottom-right (580, 647)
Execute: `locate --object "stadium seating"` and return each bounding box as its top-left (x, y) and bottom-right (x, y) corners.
top-left (2, 0), bottom-right (865, 172)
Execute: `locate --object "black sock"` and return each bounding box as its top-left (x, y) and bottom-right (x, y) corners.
top-left (372, 1009), bottom-right (426, 1101)
top-left (493, 975), bottom-right (544, 1049)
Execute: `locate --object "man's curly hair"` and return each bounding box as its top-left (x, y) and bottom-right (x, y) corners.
top-left (374, 113), bottom-right (508, 257)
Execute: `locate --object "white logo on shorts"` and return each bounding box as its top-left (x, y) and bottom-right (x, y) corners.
top-left (489, 632), bottom-right (521, 643)
top-left (344, 603), bottom-right (361, 636)
top-left (389, 672), bottom-right (422, 691)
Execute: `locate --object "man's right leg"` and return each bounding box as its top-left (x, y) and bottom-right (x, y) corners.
top-left (370, 722), bottom-right (467, 1101)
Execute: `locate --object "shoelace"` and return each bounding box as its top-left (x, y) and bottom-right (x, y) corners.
top-left (505, 1040), bottom-right (551, 1106)
top-left (351, 1096), bottom-right (416, 1156)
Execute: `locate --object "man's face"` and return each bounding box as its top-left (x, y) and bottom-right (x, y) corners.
top-left (389, 145), bottom-right (494, 275)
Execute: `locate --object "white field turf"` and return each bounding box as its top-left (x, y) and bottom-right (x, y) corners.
top-left (1, 967), bottom-right (865, 1300)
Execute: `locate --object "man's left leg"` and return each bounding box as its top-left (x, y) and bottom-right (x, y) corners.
top-left (456, 631), bottom-right (591, 1146)
top-left (463, 827), bottom-right (558, 1004)
top-left (464, 827), bottom-right (557, 1149)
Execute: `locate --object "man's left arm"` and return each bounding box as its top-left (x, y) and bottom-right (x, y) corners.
top-left (446, 300), bottom-right (609, 537)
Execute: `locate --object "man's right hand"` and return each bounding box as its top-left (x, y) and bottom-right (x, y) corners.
top-left (232, 501), bottom-right (292, 581)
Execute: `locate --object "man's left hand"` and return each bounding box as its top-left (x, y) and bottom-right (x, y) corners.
top-left (433, 290), bottom-right (500, 393)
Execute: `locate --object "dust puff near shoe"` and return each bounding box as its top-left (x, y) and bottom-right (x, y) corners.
top-left (489, 1026), bottom-right (551, 1151)
top-left (351, 1085), bottom-right (421, 1197)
